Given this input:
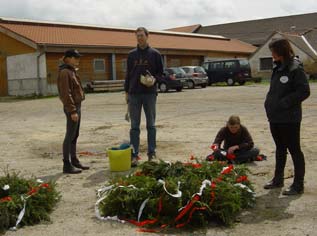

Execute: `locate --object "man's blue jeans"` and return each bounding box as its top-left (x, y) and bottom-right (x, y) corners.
top-left (128, 93), bottom-right (157, 157)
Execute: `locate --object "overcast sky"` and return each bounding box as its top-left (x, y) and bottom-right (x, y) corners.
top-left (0, 0), bottom-right (317, 30)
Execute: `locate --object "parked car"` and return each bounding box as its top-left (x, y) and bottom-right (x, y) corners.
top-left (157, 69), bottom-right (184, 92)
top-left (164, 67), bottom-right (188, 87)
top-left (308, 73), bottom-right (317, 80)
top-left (181, 66), bottom-right (208, 89)
top-left (202, 59), bottom-right (252, 86)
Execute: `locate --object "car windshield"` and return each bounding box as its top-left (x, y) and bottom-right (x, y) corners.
top-left (171, 68), bottom-right (186, 74)
top-left (239, 59), bottom-right (250, 69)
top-left (194, 67), bottom-right (206, 73)
top-left (182, 67), bottom-right (190, 73)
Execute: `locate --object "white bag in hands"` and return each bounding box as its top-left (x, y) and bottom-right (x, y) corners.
top-left (140, 70), bottom-right (156, 87)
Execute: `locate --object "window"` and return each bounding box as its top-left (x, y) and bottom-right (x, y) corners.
top-left (172, 67), bottom-right (186, 75)
top-left (239, 59), bottom-right (250, 69)
top-left (259, 57), bottom-right (273, 71)
top-left (93, 59), bottom-right (105, 72)
top-left (166, 69), bottom-right (173, 74)
top-left (211, 62), bottom-right (223, 70)
top-left (182, 67), bottom-right (190, 73)
top-left (202, 63), bottom-right (209, 71)
top-left (122, 59), bottom-right (127, 72)
top-left (194, 67), bottom-right (205, 73)
top-left (224, 61), bottom-right (236, 69)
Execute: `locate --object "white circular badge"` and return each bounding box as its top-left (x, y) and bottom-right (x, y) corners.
top-left (280, 76), bottom-right (289, 84)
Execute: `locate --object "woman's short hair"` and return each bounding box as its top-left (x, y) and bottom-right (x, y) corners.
top-left (269, 38), bottom-right (294, 61)
top-left (227, 115), bottom-right (241, 126)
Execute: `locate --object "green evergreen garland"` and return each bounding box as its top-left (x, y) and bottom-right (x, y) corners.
top-left (98, 160), bottom-right (255, 230)
top-left (0, 172), bottom-right (61, 234)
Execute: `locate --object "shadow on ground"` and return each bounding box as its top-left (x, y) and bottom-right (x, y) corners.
top-left (240, 188), bottom-right (300, 224)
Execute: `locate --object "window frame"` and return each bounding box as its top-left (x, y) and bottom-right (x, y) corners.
top-left (93, 58), bottom-right (106, 73)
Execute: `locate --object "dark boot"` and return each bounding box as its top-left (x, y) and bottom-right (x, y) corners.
top-left (71, 158), bottom-right (90, 170)
top-left (131, 156), bottom-right (139, 167)
top-left (263, 178), bottom-right (284, 189)
top-left (147, 153), bottom-right (156, 161)
top-left (63, 161), bottom-right (82, 174)
top-left (282, 185), bottom-right (304, 195)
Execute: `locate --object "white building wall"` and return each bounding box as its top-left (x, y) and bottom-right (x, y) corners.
top-left (7, 52), bottom-right (49, 96)
top-left (249, 33), bottom-right (315, 79)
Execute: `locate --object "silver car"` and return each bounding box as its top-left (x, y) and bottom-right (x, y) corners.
top-left (181, 66), bottom-right (208, 89)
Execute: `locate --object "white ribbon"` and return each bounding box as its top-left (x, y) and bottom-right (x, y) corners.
top-left (97, 185), bottom-right (115, 198)
top-left (178, 179), bottom-right (211, 212)
top-left (164, 161), bottom-right (172, 166)
top-left (158, 179), bottom-right (182, 198)
top-left (234, 183), bottom-right (256, 198)
top-left (10, 195), bottom-right (30, 231)
top-left (197, 180), bottom-right (211, 196)
top-left (95, 184), bottom-right (137, 223)
top-left (2, 184), bottom-right (10, 191)
top-left (137, 198), bottom-right (150, 222)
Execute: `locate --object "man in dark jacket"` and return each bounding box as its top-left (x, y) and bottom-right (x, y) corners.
top-left (264, 39), bottom-right (310, 195)
top-left (124, 27), bottom-right (164, 166)
top-left (57, 49), bottom-right (89, 174)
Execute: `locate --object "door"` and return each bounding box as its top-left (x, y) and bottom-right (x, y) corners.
top-left (211, 61), bottom-right (224, 82)
top-left (0, 56), bottom-right (8, 96)
top-left (223, 60), bottom-right (238, 80)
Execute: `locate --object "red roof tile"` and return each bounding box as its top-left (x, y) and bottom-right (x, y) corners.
top-left (165, 24), bottom-right (201, 33)
top-left (0, 19), bottom-right (256, 54)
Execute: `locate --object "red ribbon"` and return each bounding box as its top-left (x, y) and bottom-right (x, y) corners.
top-left (137, 228), bottom-right (159, 233)
top-left (183, 163), bottom-right (202, 168)
top-left (27, 187), bottom-right (39, 196)
top-left (135, 171), bottom-right (143, 176)
top-left (216, 176), bottom-right (223, 182)
top-left (157, 197), bottom-right (162, 213)
top-left (0, 196), bottom-right (12, 202)
top-left (221, 165), bottom-right (234, 175)
top-left (209, 191), bottom-right (215, 206)
top-left (207, 155), bottom-right (215, 161)
top-left (40, 183), bottom-right (50, 188)
top-left (236, 175), bottom-right (248, 183)
top-left (256, 156), bottom-right (263, 161)
top-left (210, 144), bottom-right (218, 150)
top-left (128, 197), bottom-right (163, 229)
top-left (175, 207), bottom-right (207, 228)
top-left (226, 153), bottom-right (236, 160)
top-left (127, 219), bottom-right (158, 227)
top-left (175, 194), bottom-right (200, 222)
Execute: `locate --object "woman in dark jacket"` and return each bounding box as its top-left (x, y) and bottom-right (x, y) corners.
top-left (264, 39), bottom-right (310, 195)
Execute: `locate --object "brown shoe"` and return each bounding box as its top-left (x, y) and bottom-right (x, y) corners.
top-left (264, 180), bottom-right (284, 189)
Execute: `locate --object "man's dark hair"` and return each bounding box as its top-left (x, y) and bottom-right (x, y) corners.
top-left (135, 27), bottom-right (149, 36)
top-left (269, 38), bottom-right (294, 61)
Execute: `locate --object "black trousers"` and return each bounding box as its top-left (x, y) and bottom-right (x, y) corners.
top-left (213, 148), bottom-right (260, 163)
top-left (63, 105), bottom-right (81, 164)
top-left (270, 123), bottom-right (305, 189)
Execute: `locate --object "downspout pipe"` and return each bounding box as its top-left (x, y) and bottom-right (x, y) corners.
top-left (37, 46), bottom-right (46, 96)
